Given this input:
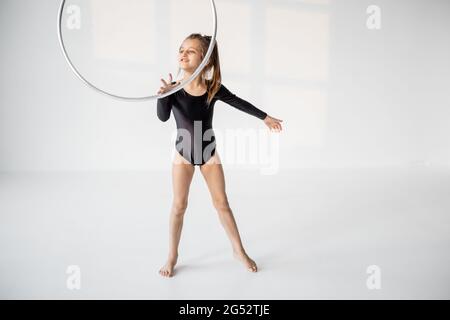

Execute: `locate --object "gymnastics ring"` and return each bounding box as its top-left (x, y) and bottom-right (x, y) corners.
top-left (57, 0), bottom-right (218, 101)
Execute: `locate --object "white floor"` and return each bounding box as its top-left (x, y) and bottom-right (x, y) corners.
top-left (0, 166), bottom-right (449, 299)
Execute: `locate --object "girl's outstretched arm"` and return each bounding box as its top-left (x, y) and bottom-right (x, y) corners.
top-left (216, 84), bottom-right (268, 120)
top-left (217, 84), bottom-right (283, 132)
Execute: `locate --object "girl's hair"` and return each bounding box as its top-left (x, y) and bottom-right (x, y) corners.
top-left (179, 33), bottom-right (222, 105)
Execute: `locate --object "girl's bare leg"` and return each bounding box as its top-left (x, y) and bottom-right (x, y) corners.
top-left (199, 151), bottom-right (257, 272)
top-left (159, 152), bottom-right (195, 277)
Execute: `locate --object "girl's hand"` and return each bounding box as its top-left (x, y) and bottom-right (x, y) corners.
top-left (157, 73), bottom-right (180, 95)
top-left (263, 115), bottom-right (283, 132)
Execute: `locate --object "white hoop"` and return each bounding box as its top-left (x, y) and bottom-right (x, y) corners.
top-left (57, 0), bottom-right (218, 102)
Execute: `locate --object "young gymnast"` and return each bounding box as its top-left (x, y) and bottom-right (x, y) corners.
top-left (157, 33), bottom-right (283, 277)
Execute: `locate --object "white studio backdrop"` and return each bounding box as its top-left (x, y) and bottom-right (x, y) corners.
top-left (0, 0), bottom-right (450, 172)
top-left (1, 0), bottom-right (450, 301)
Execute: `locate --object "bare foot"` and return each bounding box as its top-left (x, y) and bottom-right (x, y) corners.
top-left (159, 257), bottom-right (177, 277)
top-left (233, 251), bottom-right (257, 272)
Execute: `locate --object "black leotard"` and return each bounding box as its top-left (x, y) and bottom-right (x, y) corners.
top-left (157, 83), bottom-right (267, 165)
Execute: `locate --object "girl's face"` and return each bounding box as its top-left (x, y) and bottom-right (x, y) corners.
top-left (178, 39), bottom-right (203, 72)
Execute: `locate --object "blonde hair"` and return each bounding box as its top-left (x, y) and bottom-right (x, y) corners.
top-left (178, 33), bottom-right (222, 105)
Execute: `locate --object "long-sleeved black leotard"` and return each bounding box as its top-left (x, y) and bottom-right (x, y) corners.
top-left (157, 83), bottom-right (267, 166)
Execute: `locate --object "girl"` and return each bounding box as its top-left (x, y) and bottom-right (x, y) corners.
top-left (157, 33), bottom-right (283, 277)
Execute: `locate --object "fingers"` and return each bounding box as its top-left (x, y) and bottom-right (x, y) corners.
top-left (272, 118), bottom-right (283, 131)
top-left (269, 123), bottom-right (282, 132)
top-left (159, 73), bottom-right (181, 92)
top-left (157, 81), bottom-right (180, 95)
top-left (157, 73), bottom-right (180, 95)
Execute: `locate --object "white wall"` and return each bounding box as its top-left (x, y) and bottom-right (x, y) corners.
top-left (1, 0), bottom-right (449, 171)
